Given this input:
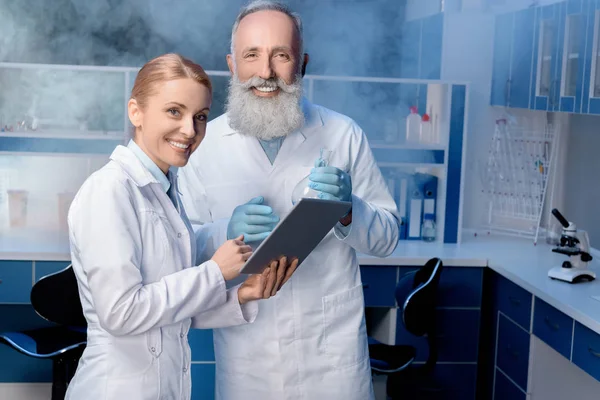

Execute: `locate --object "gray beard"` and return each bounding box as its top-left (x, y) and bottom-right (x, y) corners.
top-left (225, 74), bottom-right (305, 140)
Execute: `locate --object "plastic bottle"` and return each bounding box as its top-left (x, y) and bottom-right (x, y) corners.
top-left (422, 213), bottom-right (436, 242)
top-left (405, 106), bottom-right (421, 144)
top-left (420, 112), bottom-right (432, 144)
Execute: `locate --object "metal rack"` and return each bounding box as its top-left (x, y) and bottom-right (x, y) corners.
top-left (479, 118), bottom-right (558, 244)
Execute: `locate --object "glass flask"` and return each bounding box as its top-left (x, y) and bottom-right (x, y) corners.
top-left (291, 148), bottom-right (333, 205)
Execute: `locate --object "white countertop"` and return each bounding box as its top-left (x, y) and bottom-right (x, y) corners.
top-left (3, 228), bottom-right (600, 334)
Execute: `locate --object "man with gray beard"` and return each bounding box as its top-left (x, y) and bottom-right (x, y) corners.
top-left (178, 1), bottom-right (400, 399)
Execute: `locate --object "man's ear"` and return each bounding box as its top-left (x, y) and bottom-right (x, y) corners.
top-left (226, 54), bottom-right (235, 76)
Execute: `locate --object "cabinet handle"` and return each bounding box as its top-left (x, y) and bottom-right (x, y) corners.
top-left (544, 316), bottom-right (560, 331)
top-left (588, 347), bottom-right (600, 358)
top-left (508, 296), bottom-right (521, 306)
top-left (362, 284), bottom-right (369, 289)
top-left (506, 345), bottom-right (520, 359)
top-left (0, 279), bottom-right (2, 284)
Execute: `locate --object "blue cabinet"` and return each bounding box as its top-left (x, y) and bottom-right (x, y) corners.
top-left (572, 321), bottom-right (600, 381)
top-left (482, 271), bottom-right (532, 398)
top-left (491, 0), bottom-right (595, 114)
top-left (583, 0), bottom-right (600, 114)
top-left (531, 3), bottom-right (562, 111)
top-left (532, 297), bottom-right (574, 359)
top-left (392, 266), bottom-right (483, 400)
top-left (494, 369), bottom-right (527, 400)
top-left (360, 266), bottom-right (398, 307)
top-left (531, 1), bottom-right (588, 112)
top-left (0, 261), bottom-right (32, 304)
top-left (490, 8), bottom-right (536, 108)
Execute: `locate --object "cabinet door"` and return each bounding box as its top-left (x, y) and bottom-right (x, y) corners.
top-left (558, 0), bottom-right (588, 113)
top-left (583, 0), bottom-right (600, 114)
top-left (491, 13), bottom-right (514, 106)
top-left (532, 4), bottom-right (561, 111)
top-left (510, 7), bottom-right (536, 109)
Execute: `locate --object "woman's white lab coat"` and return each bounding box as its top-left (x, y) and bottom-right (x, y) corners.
top-left (178, 98), bottom-right (401, 400)
top-left (65, 145), bottom-right (257, 400)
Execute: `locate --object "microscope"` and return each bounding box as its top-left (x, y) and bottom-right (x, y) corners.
top-left (548, 209), bottom-right (595, 283)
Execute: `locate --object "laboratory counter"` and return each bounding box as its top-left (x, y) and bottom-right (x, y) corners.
top-left (2, 229), bottom-right (600, 333)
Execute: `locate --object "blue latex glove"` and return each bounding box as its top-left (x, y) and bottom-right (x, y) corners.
top-left (308, 165), bottom-right (352, 203)
top-left (227, 196), bottom-right (279, 242)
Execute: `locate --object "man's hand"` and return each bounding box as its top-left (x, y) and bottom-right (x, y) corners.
top-left (237, 256), bottom-right (300, 304)
top-left (308, 166), bottom-right (352, 203)
top-left (227, 196), bottom-right (279, 242)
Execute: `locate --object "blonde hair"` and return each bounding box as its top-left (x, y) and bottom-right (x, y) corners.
top-left (130, 53), bottom-right (212, 109)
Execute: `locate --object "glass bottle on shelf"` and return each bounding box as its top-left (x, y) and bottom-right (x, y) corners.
top-left (291, 148), bottom-right (333, 205)
top-left (422, 213), bottom-right (436, 242)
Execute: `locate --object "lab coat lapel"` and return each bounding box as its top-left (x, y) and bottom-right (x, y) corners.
top-left (272, 130), bottom-right (306, 170)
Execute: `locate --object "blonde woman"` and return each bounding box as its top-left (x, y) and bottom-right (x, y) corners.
top-left (66, 53), bottom-right (298, 400)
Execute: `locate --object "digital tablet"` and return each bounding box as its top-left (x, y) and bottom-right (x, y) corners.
top-left (239, 198), bottom-right (352, 274)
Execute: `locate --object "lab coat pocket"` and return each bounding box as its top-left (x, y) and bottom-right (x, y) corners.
top-left (322, 283), bottom-right (369, 369)
top-left (108, 334), bottom-right (156, 379)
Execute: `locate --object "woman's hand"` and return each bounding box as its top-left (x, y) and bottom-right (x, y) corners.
top-left (238, 256), bottom-right (300, 304)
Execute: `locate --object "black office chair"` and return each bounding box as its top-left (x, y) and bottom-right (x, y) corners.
top-left (368, 257), bottom-right (444, 399)
top-left (0, 265), bottom-right (87, 400)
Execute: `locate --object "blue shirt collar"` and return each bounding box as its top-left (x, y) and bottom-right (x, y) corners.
top-left (127, 139), bottom-right (171, 193)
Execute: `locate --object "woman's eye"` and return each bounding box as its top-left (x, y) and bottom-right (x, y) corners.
top-left (167, 109), bottom-right (180, 116)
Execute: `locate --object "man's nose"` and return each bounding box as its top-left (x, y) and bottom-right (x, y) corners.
top-left (257, 57), bottom-right (275, 80)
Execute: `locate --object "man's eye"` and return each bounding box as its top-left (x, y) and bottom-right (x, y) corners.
top-left (195, 114), bottom-right (207, 122)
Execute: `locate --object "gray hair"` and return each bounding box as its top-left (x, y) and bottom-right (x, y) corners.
top-left (230, 0), bottom-right (304, 60)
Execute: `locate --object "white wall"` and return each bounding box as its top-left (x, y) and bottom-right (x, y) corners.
top-left (563, 113), bottom-right (600, 248)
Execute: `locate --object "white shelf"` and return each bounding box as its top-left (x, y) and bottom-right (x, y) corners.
top-left (369, 141), bottom-right (446, 150)
top-left (0, 130), bottom-right (126, 140)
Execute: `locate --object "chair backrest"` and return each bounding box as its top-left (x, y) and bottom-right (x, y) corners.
top-left (395, 257), bottom-right (443, 337)
top-left (30, 265), bottom-right (87, 328)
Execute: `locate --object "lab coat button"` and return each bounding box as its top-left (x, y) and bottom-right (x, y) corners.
top-left (180, 333), bottom-right (184, 338)
top-left (183, 367), bottom-right (188, 372)
top-left (151, 347), bottom-right (156, 353)
top-left (177, 233), bottom-right (182, 238)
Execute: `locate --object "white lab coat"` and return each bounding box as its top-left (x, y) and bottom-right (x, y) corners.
top-left (66, 145), bottom-right (257, 400)
top-left (178, 98), bottom-right (401, 400)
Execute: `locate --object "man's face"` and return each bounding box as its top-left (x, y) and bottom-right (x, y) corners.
top-left (225, 10), bottom-right (307, 141)
top-left (228, 10), bottom-right (302, 92)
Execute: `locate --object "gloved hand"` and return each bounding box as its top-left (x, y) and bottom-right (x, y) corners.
top-left (308, 164), bottom-right (352, 203)
top-left (227, 196), bottom-right (279, 242)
